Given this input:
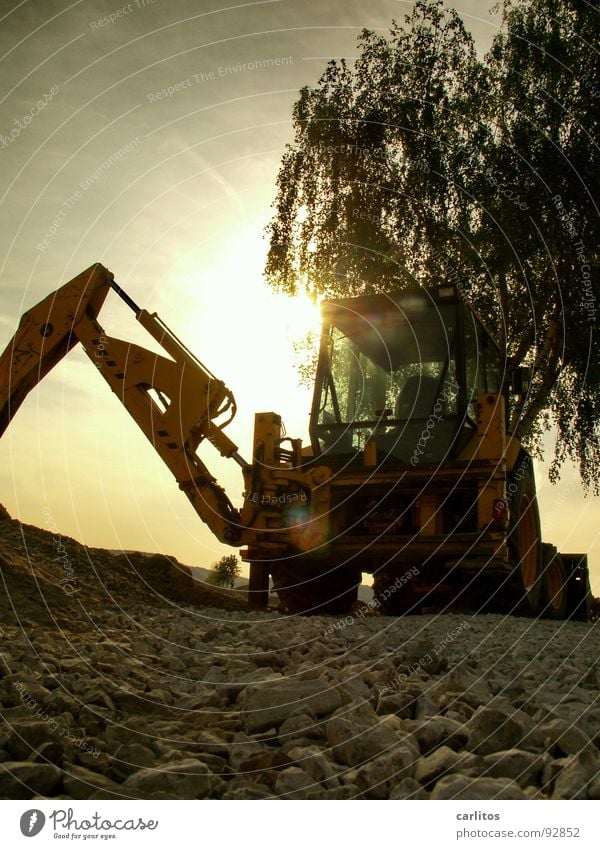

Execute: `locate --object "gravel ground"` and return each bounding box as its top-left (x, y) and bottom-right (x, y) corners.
top-left (1, 507), bottom-right (599, 800)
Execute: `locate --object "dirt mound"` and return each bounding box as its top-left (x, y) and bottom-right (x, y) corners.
top-left (119, 552), bottom-right (248, 610)
top-left (0, 549), bottom-right (77, 628)
top-left (0, 515), bottom-right (250, 627)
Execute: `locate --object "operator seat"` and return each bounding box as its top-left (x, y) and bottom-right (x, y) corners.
top-left (319, 409), bottom-right (353, 453)
top-left (395, 374), bottom-right (439, 419)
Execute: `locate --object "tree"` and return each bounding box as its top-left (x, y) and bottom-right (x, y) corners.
top-left (265, 0), bottom-right (600, 488)
top-left (207, 554), bottom-right (241, 589)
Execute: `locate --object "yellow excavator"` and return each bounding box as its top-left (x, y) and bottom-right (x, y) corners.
top-left (0, 264), bottom-right (593, 619)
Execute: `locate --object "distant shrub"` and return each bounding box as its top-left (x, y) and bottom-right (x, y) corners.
top-left (207, 554), bottom-right (240, 589)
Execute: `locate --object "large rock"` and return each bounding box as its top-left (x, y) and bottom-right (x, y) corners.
top-left (507, 706), bottom-right (546, 751)
top-left (237, 749), bottom-right (292, 775)
top-left (376, 690), bottom-right (416, 719)
top-left (274, 767), bottom-right (316, 798)
top-left (482, 749), bottom-right (546, 787)
top-left (228, 732), bottom-right (265, 770)
top-left (431, 774), bottom-right (527, 800)
top-left (189, 730), bottom-right (231, 759)
top-left (240, 680), bottom-right (342, 734)
top-left (540, 757), bottom-right (570, 797)
top-left (355, 748), bottom-right (416, 798)
top-left (223, 781), bottom-right (273, 799)
top-left (432, 666), bottom-right (493, 711)
top-left (410, 716), bottom-right (469, 754)
top-left (287, 745), bottom-right (340, 789)
top-left (0, 503), bottom-right (11, 521)
top-left (11, 681), bottom-right (53, 708)
top-left (541, 719), bottom-right (594, 756)
top-left (0, 761), bottom-right (62, 798)
top-left (326, 706), bottom-right (418, 768)
top-left (110, 743), bottom-right (155, 780)
top-left (80, 687), bottom-right (115, 712)
top-left (179, 689), bottom-right (223, 710)
top-left (552, 749), bottom-right (600, 800)
top-left (338, 673), bottom-right (372, 702)
top-left (123, 758), bottom-right (221, 798)
top-left (278, 712), bottom-right (327, 746)
top-left (414, 695), bottom-right (438, 719)
top-left (389, 777), bottom-right (430, 799)
top-left (400, 638), bottom-right (445, 675)
top-left (62, 764), bottom-right (124, 799)
top-left (415, 746), bottom-right (482, 788)
top-left (31, 740), bottom-right (68, 769)
top-left (465, 707), bottom-right (525, 755)
top-left (588, 772), bottom-right (600, 800)
top-left (162, 749), bottom-right (226, 776)
top-left (7, 720), bottom-right (59, 760)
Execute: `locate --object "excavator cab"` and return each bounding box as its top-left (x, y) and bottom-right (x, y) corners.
top-left (310, 286), bottom-right (503, 465)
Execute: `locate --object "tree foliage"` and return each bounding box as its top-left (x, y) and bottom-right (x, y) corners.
top-left (265, 0), bottom-right (600, 488)
top-left (208, 554), bottom-right (241, 589)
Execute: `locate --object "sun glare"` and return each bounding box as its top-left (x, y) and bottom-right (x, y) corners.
top-left (168, 228), bottom-right (322, 367)
top-left (269, 287), bottom-right (322, 341)
top-left (160, 228), bottom-right (322, 450)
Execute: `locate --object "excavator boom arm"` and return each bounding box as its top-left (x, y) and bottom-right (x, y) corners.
top-left (0, 264), bottom-right (112, 437)
top-left (0, 263), bottom-right (247, 544)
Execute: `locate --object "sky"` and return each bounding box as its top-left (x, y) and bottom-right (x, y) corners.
top-left (0, 0), bottom-right (598, 594)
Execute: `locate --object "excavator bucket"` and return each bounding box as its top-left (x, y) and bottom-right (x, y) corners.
top-left (0, 263), bottom-right (113, 437)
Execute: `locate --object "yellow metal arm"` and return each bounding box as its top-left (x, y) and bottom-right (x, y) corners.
top-left (0, 263), bottom-right (248, 544)
top-left (0, 263), bottom-right (112, 437)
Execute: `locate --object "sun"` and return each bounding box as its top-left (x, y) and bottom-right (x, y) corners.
top-left (263, 286), bottom-right (322, 341)
top-left (157, 227), bottom-right (322, 450)
top-left (166, 226), bottom-right (321, 365)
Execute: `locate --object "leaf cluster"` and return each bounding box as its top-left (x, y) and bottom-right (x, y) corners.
top-left (207, 554), bottom-right (241, 589)
top-left (265, 0), bottom-right (600, 488)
